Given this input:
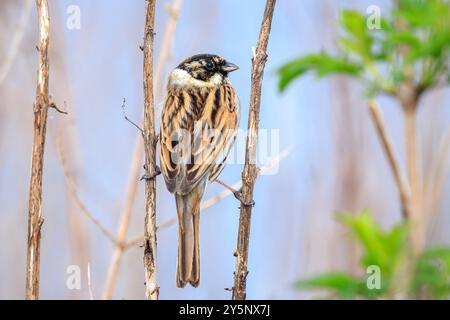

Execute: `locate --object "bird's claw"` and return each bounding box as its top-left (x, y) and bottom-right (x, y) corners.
top-left (140, 165), bottom-right (161, 181)
top-left (233, 190), bottom-right (255, 207)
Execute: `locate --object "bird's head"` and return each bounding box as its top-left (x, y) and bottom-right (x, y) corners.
top-left (169, 54), bottom-right (239, 88)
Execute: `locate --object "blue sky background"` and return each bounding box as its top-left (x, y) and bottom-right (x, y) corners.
top-left (0, 0), bottom-right (449, 299)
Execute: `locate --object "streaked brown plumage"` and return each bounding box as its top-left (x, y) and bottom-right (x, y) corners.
top-left (160, 54), bottom-right (240, 288)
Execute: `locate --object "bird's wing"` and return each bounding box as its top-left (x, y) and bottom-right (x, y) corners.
top-left (208, 91), bottom-right (240, 182)
top-left (160, 85), bottom-right (239, 194)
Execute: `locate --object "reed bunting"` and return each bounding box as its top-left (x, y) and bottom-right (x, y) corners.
top-left (159, 54), bottom-right (240, 287)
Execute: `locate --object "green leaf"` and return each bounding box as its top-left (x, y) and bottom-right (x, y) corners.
top-left (413, 246), bottom-right (450, 299)
top-left (384, 32), bottom-right (421, 50)
top-left (295, 273), bottom-right (362, 299)
top-left (397, 0), bottom-right (448, 28)
top-left (277, 54), bottom-right (362, 91)
top-left (407, 34), bottom-right (450, 62)
top-left (339, 210), bottom-right (387, 268)
top-left (295, 271), bottom-right (385, 299)
top-left (341, 10), bottom-right (367, 40)
top-left (339, 210), bottom-right (408, 275)
top-left (339, 10), bottom-right (374, 61)
top-left (338, 38), bottom-right (368, 59)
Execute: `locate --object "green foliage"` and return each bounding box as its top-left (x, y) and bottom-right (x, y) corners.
top-left (277, 54), bottom-right (362, 91)
top-left (295, 273), bottom-right (369, 300)
top-left (278, 0), bottom-right (450, 96)
top-left (339, 210), bottom-right (408, 277)
top-left (413, 247), bottom-right (450, 299)
top-left (339, 10), bottom-right (375, 61)
top-left (295, 210), bottom-right (450, 299)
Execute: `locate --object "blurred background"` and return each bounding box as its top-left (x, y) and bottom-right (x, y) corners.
top-left (0, 0), bottom-right (449, 299)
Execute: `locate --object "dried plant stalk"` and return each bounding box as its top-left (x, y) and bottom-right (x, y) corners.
top-left (142, 0), bottom-right (159, 300)
top-left (25, 0), bottom-right (50, 300)
top-left (395, 3), bottom-right (424, 254)
top-left (232, 0), bottom-right (277, 301)
top-left (404, 104), bottom-right (424, 254)
top-left (367, 100), bottom-right (412, 219)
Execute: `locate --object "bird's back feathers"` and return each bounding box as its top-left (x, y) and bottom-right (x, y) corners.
top-left (160, 82), bottom-right (239, 195)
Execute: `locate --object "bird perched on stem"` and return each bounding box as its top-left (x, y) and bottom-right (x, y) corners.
top-left (159, 54), bottom-right (240, 288)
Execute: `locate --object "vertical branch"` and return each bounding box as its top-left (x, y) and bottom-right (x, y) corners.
top-left (396, 0), bottom-right (423, 255)
top-left (142, 0), bottom-right (159, 300)
top-left (404, 103), bottom-right (423, 254)
top-left (26, 0), bottom-right (50, 300)
top-left (367, 100), bottom-right (412, 219)
top-left (232, 0), bottom-right (276, 301)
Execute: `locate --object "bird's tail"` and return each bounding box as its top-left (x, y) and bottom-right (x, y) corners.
top-left (175, 183), bottom-right (205, 288)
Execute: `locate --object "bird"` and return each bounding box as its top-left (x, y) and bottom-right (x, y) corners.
top-left (159, 54), bottom-right (240, 288)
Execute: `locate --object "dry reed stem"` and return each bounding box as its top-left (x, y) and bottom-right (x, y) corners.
top-left (232, 0), bottom-right (276, 300)
top-left (367, 100), bottom-right (412, 219)
top-left (25, 0), bottom-right (50, 300)
top-left (142, 0), bottom-right (159, 300)
top-left (404, 105), bottom-right (424, 254)
top-left (392, 0), bottom-right (424, 255)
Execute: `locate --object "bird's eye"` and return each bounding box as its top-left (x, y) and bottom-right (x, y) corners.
top-left (205, 61), bottom-right (215, 71)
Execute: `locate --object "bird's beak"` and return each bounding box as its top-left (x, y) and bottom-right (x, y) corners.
top-left (221, 62), bottom-right (239, 73)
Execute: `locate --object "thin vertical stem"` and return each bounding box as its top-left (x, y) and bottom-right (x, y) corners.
top-left (367, 100), bottom-right (412, 219)
top-left (142, 0), bottom-right (159, 300)
top-left (395, 0), bottom-right (424, 255)
top-left (405, 106), bottom-right (423, 254)
top-left (232, 0), bottom-right (276, 301)
top-left (26, 0), bottom-right (50, 300)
